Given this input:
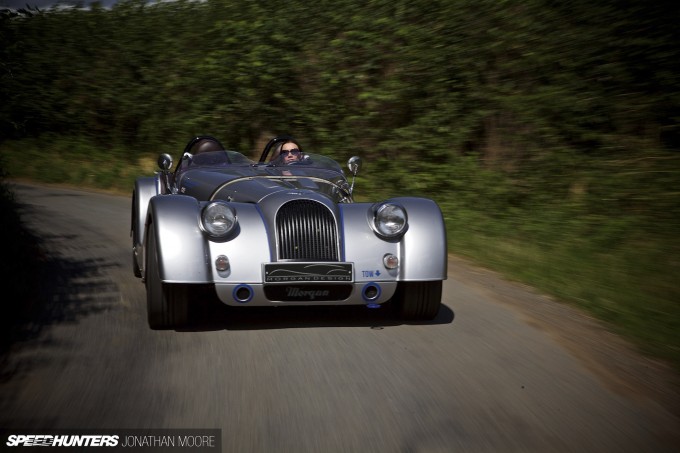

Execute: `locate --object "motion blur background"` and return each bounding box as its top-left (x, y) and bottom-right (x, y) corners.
top-left (1, 0), bottom-right (116, 8)
top-left (1, 0), bottom-right (678, 368)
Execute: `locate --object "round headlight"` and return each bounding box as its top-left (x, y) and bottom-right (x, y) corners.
top-left (201, 202), bottom-right (237, 238)
top-left (373, 203), bottom-right (408, 238)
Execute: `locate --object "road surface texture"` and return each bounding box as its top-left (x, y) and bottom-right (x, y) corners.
top-left (1, 183), bottom-right (678, 452)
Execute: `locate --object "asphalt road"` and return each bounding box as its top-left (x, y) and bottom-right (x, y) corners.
top-left (1, 183), bottom-right (678, 452)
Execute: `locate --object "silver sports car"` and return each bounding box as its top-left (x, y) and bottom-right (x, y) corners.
top-left (131, 135), bottom-right (447, 329)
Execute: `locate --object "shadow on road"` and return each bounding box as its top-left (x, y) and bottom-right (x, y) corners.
top-left (0, 202), bottom-right (120, 384)
top-left (181, 299), bottom-right (455, 332)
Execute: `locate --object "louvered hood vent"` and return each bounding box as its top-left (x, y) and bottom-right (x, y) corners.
top-left (276, 200), bottom-right (339, 261)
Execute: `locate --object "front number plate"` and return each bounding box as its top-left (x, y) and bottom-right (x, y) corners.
top-left (264, 263), bottom-right (353, 283)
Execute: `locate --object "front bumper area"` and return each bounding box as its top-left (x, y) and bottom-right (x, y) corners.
top-left (214, 281), bottom-right (398, 306)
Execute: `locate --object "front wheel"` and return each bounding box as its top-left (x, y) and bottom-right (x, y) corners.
top-left (394, 281), bottom-right (442, 321)
top-left (145, 225), bottom-right (189, 329)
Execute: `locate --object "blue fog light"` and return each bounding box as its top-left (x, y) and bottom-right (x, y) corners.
top-left (233, 284), bottom-right (253, 303)
top-left (362, 283), bottom-right (381, 302)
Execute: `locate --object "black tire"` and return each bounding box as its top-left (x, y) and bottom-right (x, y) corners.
top-left (394, 281), bottom-right (442, 321)
top-left (145, 225), bottom-right (189, 329)
top-left (132, 248), bottom-right (142, 278)
top-left (131, 193), bottom-right (142, 278)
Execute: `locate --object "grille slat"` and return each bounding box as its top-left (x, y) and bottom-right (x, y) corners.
top-left (276, 200), bottom-right (338, 261)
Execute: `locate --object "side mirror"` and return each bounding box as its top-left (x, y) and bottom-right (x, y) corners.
top-left (347, 156), bottom-right (362, 196)
top-left (157, 153), bottom-right (174, 194)
top-left (158, 153), bottom-right (173, 171)
top-left (347, 156), bottom-right (362, 175)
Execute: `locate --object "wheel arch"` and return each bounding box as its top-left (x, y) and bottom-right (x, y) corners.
top-left (132, 176), bottom-right (161, 253)
top-left (132, 176), bottom-right (162, 278)
top-left (144, 194), bottom-right (212, 284)
top-left (392, 197), bottom-right (448, 281)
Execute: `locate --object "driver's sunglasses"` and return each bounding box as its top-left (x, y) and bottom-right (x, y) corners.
top-left (281, 148), bottom-right (300, 156)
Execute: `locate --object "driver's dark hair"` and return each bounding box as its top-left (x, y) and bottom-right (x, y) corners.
top-left (277, 137), bottom-right (302, 152)
top-left (259, 134), bottom-right (303, 162)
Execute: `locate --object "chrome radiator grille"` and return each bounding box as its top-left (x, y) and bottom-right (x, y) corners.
top-left (276, 200), bottom-right (339, 261)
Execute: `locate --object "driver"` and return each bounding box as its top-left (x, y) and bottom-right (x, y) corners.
top-left (270, 138), bottom-right (304, 165)
top-left (280, 141), bottom-right (302, 164)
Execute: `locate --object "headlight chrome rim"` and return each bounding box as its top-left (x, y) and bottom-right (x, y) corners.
top-left (201, 202), bottom-right (237, 238)
top-left (372, 202), bottom-right (408, 238)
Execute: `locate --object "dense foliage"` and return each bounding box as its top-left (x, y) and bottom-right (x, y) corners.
top-left (2, 0), bottom-right (678, 155)
top-left (1, 0), bottom-right (679, 366)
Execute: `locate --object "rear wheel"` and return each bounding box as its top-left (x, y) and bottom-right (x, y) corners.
top-left (145, 224), bottom-right (189, 329)
top-left (394, 281), bottom-right (442, 320)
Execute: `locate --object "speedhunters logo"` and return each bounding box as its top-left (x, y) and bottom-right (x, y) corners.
top-left (6, 435), bottom-right (118, 447)
top-left (2, 430), bottom-right (221, 451)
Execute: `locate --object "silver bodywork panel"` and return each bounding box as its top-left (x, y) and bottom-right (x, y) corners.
top-left (132, 149), bottom-right (447, 307)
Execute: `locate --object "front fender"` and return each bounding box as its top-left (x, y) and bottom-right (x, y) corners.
top-left (132, 176), bottom-right (161, 277)
top-left (132, 176), bottom-right (163, 248)
top-left (340, 197), bottom-right (447, 282)
top-left (392, 197), bottom-right (448, 281)
top-left (145, 195), bottom-right (211, 283)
